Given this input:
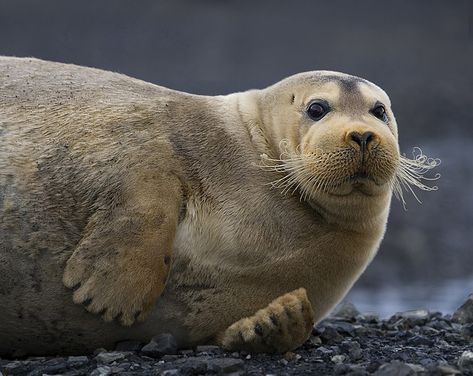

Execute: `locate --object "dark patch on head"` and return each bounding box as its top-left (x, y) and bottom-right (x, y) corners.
top-left (321, 74), bottom-right (368, 115)
top-left (291, 94), bottom-right (295, 104)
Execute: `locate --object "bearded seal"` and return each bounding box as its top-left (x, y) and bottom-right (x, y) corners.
top-left (0, 57), bottom-right (438, 355)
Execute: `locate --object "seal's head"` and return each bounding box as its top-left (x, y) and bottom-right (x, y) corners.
top-left (252, 71), bottom-right (438, 225)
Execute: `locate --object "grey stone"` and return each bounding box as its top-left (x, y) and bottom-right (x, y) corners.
top-left (162, 369), bottom-right (180, 376)
top-left (67, 355), bottom-right (89, 364)
top-left (331, 321), bottom-right (356, 335)
top-left (458, 351), bottom-right (473, 372)
top-left (319, 326), bottom-right (344, 344)
top-left (310, 336), bottom-right (322, 346)
top-left (419, 326), bottom-right (439, 336)
top-left (373, 361), bottom-right (415, 376)
top-left (94, 351), bottom-right (127, 364)
top-left (341, 340), bottom-right (362, 361)
top-left (436, 365), bottom-right (462, 375)
top-left (206, 358), bottom-right (245, 374)
top-left (429, 319), bottom-right (452, 331)
top-left (162, 354), bottom-right (180, 362)
top-left (391, 310), bottom-right (430, 326)
top-left (90, 366), bottom-right (112, 376)
top-left (316, 346), bottom-right (334, 357)
top-left (461, 323), bottom-right (473, 338)
top-left (361, 313), bottom-right (380, 323)
top-left (141, 333), bottom-right (178, 358)
top-left (26, 358), bottom-right (70, 376)
top-left (332, 302), bottom-right (361, 321)
top-left (339, 364), bottom-right (370, 376)
top-left (444, 332), bottom-right (463, 343)
top-left (2, 361), bottom-right (32, 375)
top-left (406, 335), bottom-right (434, 346)
top-left (331, 354), bottom-right (346, 364)
top-left (279, 358), bottom-right (289, 366)
top-left (418, 358), bottom-right (436, 368)
top-left (93, 348), bottom-right (108, 355)
top-left (176, 357), bottom-right (208, 374)
top-left (405, 363), bottom-right (427, 374)
top-left (453, 294), bottom-right (473, 324)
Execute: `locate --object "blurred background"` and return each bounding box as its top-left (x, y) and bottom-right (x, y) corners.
top-left (0, 0), bottom-right (471, 316)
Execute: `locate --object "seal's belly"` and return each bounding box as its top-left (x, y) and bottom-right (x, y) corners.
top-left (0, 253), bottom-right (190, 356)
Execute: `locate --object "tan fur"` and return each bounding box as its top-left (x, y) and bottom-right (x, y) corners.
top-left (0, 57), bottom-right (399, 355)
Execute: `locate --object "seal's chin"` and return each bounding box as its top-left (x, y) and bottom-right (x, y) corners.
top-left (325, 173), bottom-right (385, 197)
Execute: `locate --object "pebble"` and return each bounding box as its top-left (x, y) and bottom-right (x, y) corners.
top-left (332, 302), bottom-right (361, 321)
top-left (390, 309), bottom-right (430, 327)
top-left (206, 358), bottom-right (245, 374)
top-left (373, 360), bottom-right (414, 376)
top-left (141, 333), bottom-right (178, 358)
top-left (331, 354), bottom-right (346, 364)
top-left (176, 357), bottom-right (208, 374)
top-left (319, 326), bottom-right (344, 344)
top-left (452, 294), bottom-right (473, 324)
top-left (90, 366), bottom-right (112, 376)
top-left (162, 369), bottom-right (180, 376)
top-left (340, 340), bottom-right (362, 361)
top-left (406, 334), bottom-right (434, 346)
top-left (436, 365), bottom-right (462, 375)
top-left (458, 350), bottom-right (473, 372)
top-left (67, 355), bottom-right (89, 364)
top-left (310, 336), bottom-right (322, 346)
top-left (94, 351), bottom-right (126, 364)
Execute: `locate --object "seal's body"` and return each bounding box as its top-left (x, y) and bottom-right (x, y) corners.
top-left (0, 57), bottom-right (400, 355)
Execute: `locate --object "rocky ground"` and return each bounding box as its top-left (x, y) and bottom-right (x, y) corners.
top-left (1, 295), bottom-right (473, 376)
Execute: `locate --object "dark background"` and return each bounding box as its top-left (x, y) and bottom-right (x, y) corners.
top-left (1, 0), bottom-right (471, 315)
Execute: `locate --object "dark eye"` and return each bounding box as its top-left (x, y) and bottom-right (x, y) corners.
top-left (307, 100), bottom-right (330, 121)
top-left (371, 104), bottom-right (388, 122)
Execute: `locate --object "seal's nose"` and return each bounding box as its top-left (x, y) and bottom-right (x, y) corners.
top-left (348, 131), bottom-right (375, 151)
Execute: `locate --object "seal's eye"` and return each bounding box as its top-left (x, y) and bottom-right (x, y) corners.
top-left (371, 104), bottom-right (388, 123)
top-left (307, 101), bottom-right (330, 121)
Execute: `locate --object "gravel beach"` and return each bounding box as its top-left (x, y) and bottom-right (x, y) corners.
top-left (1, 295), bottom-right (472, 376)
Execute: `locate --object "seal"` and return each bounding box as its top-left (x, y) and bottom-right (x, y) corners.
top-left (0, 57), bottom-right (438, 355)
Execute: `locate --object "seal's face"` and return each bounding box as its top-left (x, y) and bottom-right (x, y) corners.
top-left (263, 71), bottom-right (400, 202)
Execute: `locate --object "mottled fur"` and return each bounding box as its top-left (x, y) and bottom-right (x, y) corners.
top-left (0, 57), bottom-right (398, 355)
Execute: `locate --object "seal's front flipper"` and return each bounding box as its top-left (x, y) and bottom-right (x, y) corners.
top-left (218, 288), bottom-right (314, 353)
top-left (63, 173), bottom-right (182, 326)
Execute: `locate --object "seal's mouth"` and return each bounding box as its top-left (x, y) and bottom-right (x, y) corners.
top-left (259, 145), bottom-right (440, 207)
top-left (348, 172), bottom-right (375, 183)
top-left (259, 146), bottom-right (397, 201)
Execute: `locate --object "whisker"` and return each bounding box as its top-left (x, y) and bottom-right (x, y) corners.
top-left (394, 147), bottom-right (440, 208)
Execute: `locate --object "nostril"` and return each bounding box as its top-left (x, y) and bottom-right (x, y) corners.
top-left (363, 131), bottom-right (374, 145)
top-left (350, 132), bottom-right (363, 146)
top-left (349, 131), bottom-right (376, 149)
